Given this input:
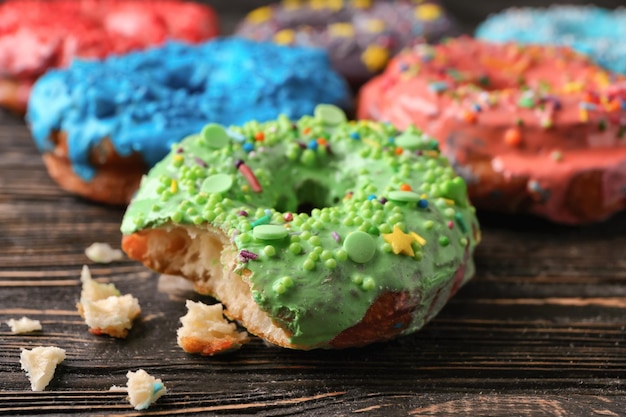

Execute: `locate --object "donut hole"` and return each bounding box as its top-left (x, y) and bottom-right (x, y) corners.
top-left (276, 178), bottom-right (335, 215)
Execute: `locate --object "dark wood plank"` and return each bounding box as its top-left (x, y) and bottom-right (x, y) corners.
top-left (2, 104), bottom-right (626, 416)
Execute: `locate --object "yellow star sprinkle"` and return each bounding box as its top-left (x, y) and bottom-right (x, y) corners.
top-left (383, 225), bottom-right (416, 257)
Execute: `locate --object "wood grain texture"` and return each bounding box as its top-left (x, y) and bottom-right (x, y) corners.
top-left (2, 3), bottom-right (626, 415)
top-left (2, 105), bottom-right (626, 417)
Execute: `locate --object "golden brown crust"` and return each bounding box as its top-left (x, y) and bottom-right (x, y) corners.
top-left (42, 132), bottom-right (146, 205)
top-left (0, 77), bottom-right (28, 115)
top-left (329, 291), bottom-right (416, 348)
top-left (459, 154), bottom-right (533, 214)
top-left (122, 230), bottom-right (189, 274)
top-left (178, 336), bottom-right (246, 356)
top-left (563, 170), bottom-right (624, 223)
top-left (457, 154), bottom-right (625, 222)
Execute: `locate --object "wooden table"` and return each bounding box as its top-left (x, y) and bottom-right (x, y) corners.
top-left (2, 1), bottom-right (626, 412)
top-left (1, 103), bottom-right (626, 416)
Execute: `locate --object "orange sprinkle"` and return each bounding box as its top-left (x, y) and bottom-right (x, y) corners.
top-left (400, 184), bottom-right (412, 191)
top-left (583, 92), bottom-right (597, 103)
top-left (605, 99), bottom-right (621, 112)
top-left (302, 127), bottom-right (311, 135)
top-left (254, 132), bottom-right (265, 141)
top-left (504, 127), bottom-right (522, 147)
top-left (394, 147), bottom-right (404, 155)
top-left (316, 137), bottom-right (327, 146)
top-left (461, 110), bottom-right (477, 123)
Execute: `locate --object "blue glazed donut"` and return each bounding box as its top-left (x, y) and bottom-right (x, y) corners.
top-left (476, 5), bottom-right (626, 74)
top-left (26, 38), bottom-right (352, 205)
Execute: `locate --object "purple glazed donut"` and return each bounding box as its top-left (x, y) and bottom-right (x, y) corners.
top-left (235, 0), bottom-right (458, 87)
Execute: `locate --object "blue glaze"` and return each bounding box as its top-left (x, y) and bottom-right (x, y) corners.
top-left (476, 6), bottom-right (626, 75)
top-left (27, 37), bottom-right (353, 181)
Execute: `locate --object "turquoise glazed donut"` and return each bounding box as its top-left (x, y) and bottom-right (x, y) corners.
top-left (27, 38), bottom-right (352, 204)
top-left (476, 5), bottom-right (626, 74)
top-left (121, 105), bottom-right (480, 350)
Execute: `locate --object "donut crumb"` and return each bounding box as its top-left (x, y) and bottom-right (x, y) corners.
top-left (177, 300), bottom-right (249, 355)
top-left (5, 317), bottom-right (42, 334)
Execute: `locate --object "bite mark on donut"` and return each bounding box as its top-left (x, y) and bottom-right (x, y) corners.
top-left (122, 225), bottom-right (297, 349)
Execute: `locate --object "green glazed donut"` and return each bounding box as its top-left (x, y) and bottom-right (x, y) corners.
top-left (121, 105), bottom-right (480, 350)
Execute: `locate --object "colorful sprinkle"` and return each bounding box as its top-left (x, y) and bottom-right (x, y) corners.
top-left (343, 231), bottom-right (377, 263)
top-left (383, 225), bottom-right (416, 257)
top-left (239, 250), bottom-right (258, 261)
top-left (236, 160), bottom-right (262, 192)
top-left (253, 224), bottom-right (288, 240)
top-left (201, 124), bottom-right (230, 148)
top-left (503, 127), bottom-right (522, 147)
top-left (428, 81), bottom-right (449, 93)
top-left (200, 174), bottom-right (233, 194)
top-left (250, 215), bottom-right (271, 227)
top-left (315, 104), bottom-right (347, 125)
top-left (361, 44), bottom-right (389, 72)
top-left (438, 177), bottom-right (468, 207)
top-left (455, 212), bottom-right (467, 233)
top-left (395, 133), bottom-right (424, 150)
top-left (409, 231), bottom-right (426, 246)
top-left (387, 190), bottom-right (421, 202)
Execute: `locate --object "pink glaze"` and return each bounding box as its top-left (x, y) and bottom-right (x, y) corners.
top-left (358, 37), bottom-right (626, 223)
top-left (0, 0), bottom-right (218, 111)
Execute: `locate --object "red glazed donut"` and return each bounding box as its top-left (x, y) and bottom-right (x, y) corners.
top-left (235, 0), bottom-right (457, 87)
top-left (0, 0), bottom-right (219, 114)
top-left (358, 36), bottom-right (626, 224)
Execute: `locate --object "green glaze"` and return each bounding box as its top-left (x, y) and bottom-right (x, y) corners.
top-left (121, 105), bottom-right (480, 348)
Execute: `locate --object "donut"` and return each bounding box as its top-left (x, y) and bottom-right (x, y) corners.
top-left (357, 36), bottom-right (626, 224)
top-left (26, 38), bottom-right (352, 205)
top-left (0, 0), bottom-right (219, 114)
top-left (476, 6), bottom-right (626, 75)
top-left (234, 0), bottom-right (457, 87)
top-left (120, 104), bottom-right (480, 350)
